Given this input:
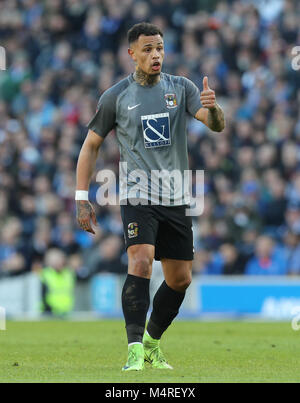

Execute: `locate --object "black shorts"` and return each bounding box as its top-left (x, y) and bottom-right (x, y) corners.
top-left (120, 203), bottom-right (194, 261)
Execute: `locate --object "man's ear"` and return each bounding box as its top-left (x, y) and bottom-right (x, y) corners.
top-left (128, 47), bottom-right (137, 62)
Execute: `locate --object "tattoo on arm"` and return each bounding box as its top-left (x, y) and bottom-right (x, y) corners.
top-left (207, 104), bottom-right (225, 132)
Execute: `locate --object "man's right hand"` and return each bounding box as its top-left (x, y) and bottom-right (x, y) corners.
top-left (76, 200), bottom-right (97, 234)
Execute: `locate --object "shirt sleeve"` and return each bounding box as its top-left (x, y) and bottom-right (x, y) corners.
top-left (184, 77), bottom-right (202, 117)
top-left (87, 89), bottom-right (116, 138)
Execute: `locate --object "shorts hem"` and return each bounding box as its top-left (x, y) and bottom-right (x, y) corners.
top-left (154, 254), bottom-right (194, 261)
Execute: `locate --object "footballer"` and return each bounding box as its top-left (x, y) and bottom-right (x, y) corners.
top-left (76, 22), bottom-right (225, 371)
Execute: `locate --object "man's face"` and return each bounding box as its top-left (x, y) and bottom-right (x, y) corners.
top-left (128, 34), bottom-right (164, 75)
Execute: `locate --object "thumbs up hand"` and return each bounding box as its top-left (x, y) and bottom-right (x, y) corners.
top-left (200, 76), bottom-right (216, 110)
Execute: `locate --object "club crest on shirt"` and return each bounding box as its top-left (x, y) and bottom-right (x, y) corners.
top-left (164, 93), bottom-right (177, 109)
top-left (128, 222), bottom-right (139, 238)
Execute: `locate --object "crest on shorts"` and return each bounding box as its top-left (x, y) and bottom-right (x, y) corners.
top-left (164, 93), bottom-right (177, 109)
top-left (128, 222), bottom-right (138, 238)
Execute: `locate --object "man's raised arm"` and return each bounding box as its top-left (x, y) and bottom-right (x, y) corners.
top-left (75, 129), bottom-right (104, 234)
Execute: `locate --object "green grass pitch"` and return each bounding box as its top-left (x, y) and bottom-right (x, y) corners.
top-left (0, 320), bottom-right (299, 383)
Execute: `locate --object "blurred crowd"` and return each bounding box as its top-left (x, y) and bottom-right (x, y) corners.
top-left (0, 0), bottom-right (300, 280)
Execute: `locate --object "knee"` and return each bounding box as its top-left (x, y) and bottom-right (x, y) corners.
top-left (178, 275), bottom-right (192, 292)
top-left (169, 272), bottom-right (192, 293)
top-left (132, 255), bottom-right (153, 277)
top-left (128, 245), bottom-right (154, 278)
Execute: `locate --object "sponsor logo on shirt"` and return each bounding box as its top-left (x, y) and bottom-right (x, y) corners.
top-left (164, 93), bottom-right (177, 108)
top-left (141, 113), bottom-right (171, 148)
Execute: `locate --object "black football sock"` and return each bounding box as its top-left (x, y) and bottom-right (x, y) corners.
top-left (147, 280), bottom-right (185, 340)
top-left (122, 274), bottom-right (150, 344)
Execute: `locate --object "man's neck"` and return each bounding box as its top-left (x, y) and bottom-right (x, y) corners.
top-left (133, 68), bottom-right (161, 87)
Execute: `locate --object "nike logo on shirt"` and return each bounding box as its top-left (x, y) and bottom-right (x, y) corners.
top-left (128, 104), bottom-right (141, 110)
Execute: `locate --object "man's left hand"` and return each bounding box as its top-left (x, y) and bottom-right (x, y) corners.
top-left (200, 76), bottom-right (216, 110)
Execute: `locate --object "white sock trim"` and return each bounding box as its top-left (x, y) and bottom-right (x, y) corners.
top-left (128, 342), bottom-right (143, 347)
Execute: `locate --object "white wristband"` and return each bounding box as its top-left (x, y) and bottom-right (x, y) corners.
top-left (75, 190), bottom-right (89, 201)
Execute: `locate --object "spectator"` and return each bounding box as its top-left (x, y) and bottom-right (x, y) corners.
top-left (0, 218), bottom-right (27, 277)
top-left (85, 235), bottom-right (127, 277)
top-left (283, 225), bottom-right (300, 276)
top-left (194, 243), bottom-right (248, 275)
top-left (245, 235), bottom-right (288, 275)
top-left (219, 243), bottom-right (248, 275)
top-left (258, 175), bottom-right (287, 229)
top-left (41, 248), bottom-right (75, 316)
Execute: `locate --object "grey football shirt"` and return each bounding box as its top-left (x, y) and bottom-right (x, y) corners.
top-left (88, 73), bottom-right (202, 205)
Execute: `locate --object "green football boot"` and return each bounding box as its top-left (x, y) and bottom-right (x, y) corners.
top-left (143, 332), bottom-right (173, 369)
top-left (122, 343), bottom-right (145, 371)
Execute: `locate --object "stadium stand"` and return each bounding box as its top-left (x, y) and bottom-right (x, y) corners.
top-left (0, 0), bottom-right (299, 279)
